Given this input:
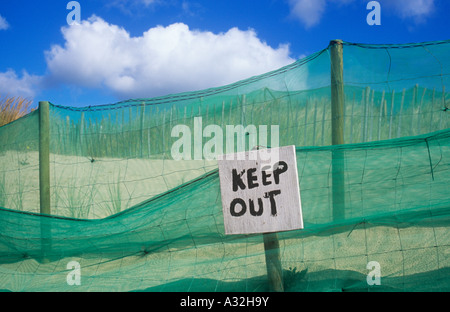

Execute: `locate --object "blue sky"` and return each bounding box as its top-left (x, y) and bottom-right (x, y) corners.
top-left (0, 0), bottom-right (449, 107)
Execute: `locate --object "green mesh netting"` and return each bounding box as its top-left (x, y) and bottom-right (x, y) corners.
top-left (0, 40), bottom-right (449, 292)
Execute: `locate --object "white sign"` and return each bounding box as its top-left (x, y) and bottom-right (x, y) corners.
top-left (218, 145), bottom-right (303, 235)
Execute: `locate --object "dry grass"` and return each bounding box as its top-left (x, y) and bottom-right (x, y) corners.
top-left (0, 95), bottom-right (35, 127)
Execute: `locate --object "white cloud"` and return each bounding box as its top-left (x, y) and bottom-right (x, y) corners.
top-left (289, 0), bottom-right (435, 27)
top-left (106, 0), bottom-right (159, 14)
top-left (0, 69), bottom-right (41, 98)
top-left (45, 16), bottom-right (294, 99)
top-left (0, 14), bottom-right (9, 30)
top-left (381, 0), bottom-right (435, 21)
top-left (288, 0), bottom-right (356, 28)
top-left (288, 0), bottom-right (327, 28)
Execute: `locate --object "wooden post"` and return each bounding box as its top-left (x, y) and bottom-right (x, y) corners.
top-left (140, 102), bottom-right (145, 158)
top-left (39, 101), bottom-right (51, 262)
top-left (39, 101), bottom-right (51, 215)
top-left (263, 232), bottom-right (284, 292)
top-left (330, 40), bottom-right (345, 146)
top-left (330, 40), bottom-right (346, 221)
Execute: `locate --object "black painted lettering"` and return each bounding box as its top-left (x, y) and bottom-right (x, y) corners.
top-left (273, 161), bottom-right (288, 184)
top-left (232, 169), bottom-right (246, 191)
top-left (230, 198), bottom-right (246, 217)
top-left (264, 190), bottom-right (281, 216)
top-left (261, 166), bottom-right (272, 186)
top-left (249, 198), bottom-right (263, 216)
top-left (247, 168), bottom-right (259, 189)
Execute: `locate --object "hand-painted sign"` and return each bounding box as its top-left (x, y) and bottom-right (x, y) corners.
top-left (218, 145), bottom-right (303, 235)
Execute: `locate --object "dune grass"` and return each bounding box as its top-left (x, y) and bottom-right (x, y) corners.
top-left (0, 95), bottom-right (35, 127)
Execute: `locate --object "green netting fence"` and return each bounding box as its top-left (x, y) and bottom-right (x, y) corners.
top-left (0, 39), bottom-right (449, 292)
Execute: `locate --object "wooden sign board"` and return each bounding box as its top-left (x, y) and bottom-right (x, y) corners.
top-left (218, 145), bottom-right (303, 235)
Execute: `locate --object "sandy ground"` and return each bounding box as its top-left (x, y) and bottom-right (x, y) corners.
top-left (0, 150), bottom-right (217, 219)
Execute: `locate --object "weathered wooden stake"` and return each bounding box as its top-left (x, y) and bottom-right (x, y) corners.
top-left (39, 101), bottom-right (51, 262)
top-left (330, 40), bottom-right (346, 221)
top-left (263, 232), bottom-right (284, 292)
top-left (39, 101), bottom-right (51, 215)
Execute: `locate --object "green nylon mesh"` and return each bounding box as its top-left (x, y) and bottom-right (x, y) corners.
top-left (0, 40), bottom-right (449, 292)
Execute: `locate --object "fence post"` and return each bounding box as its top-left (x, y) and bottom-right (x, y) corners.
top-left (330, 40), bottom-right (346, 221)
top-left (39, 101), bottom-right (51, 262)
top-left (263, 232), bottom-right (284, 292)
top-left (39, 101), bottom-right (51, 215)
